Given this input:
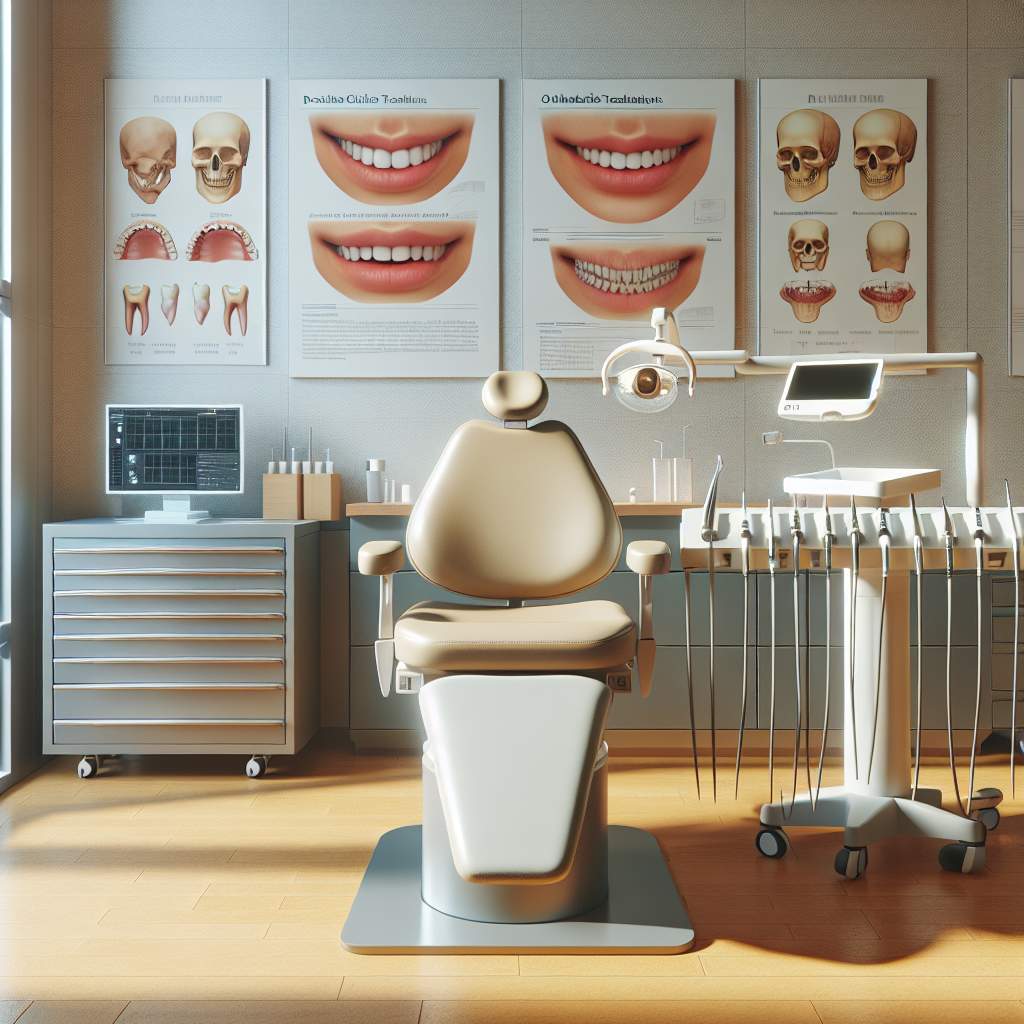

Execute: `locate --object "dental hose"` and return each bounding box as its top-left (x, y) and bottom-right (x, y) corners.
top-left (682, 568), bottom-right (701, 800)
top-left (966, 510), bottom-right (985, 817)
top-left (813, 507), bottom-right (835, 809)
top-left (766, 500), bottom-right (779, 807)
top-left (707, 537), bottom-right (718, 803)
top-left (787, 510), bottom-right (803, 817)
top-left (848, 499), bottom-right (862, 780)
top-left (910, 494), bottom-right (925, 801)
top-left (734, 496), bottom-right (752, 800)
top-left (866, 510), bottom-right (891, 784)
top-left (942, 499), bottom-right (967, 816)
top-left (1008, 481), bottom-right (1021, 800)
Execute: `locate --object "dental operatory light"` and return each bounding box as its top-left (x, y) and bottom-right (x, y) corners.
top-left (600, 307), bottom-right (697, 413)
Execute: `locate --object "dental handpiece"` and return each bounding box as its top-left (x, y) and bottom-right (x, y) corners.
top-left (813, 504), bottom-right (836, 808)
top-left (910, 494), bottom-right (925, 800)
top-left (848, 497), bottom-right (863, 780)
top-left (866, 508), bottom-right (892, 784)
top-left (767, 498), bottom-right (779, 806)
top-left (942, 499), bottom-right (967, 816)
top-left (967, 507), bottom-right (986, 816)
top-left (682, 564), bottom-right (700, 800)
top-left (700, 455), bottom-right (724, 803)
top-left (734, 491), bottom-right (752, 800)
top-left (1007, 480), bottom-right (1021, 799)
top-left (787, 506), bottom-right (804, 816)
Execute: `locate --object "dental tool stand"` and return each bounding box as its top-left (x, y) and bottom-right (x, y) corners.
top-left (680, 501), bottom-right (1011, 879)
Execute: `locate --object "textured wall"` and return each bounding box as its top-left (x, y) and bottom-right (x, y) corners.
top-left (51, 0), bottom-right (1023, 515)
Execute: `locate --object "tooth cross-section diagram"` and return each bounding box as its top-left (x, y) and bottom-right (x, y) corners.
top-left (193, 282), bottom-right (211, 325)
top-left (122, 284), bottom-right (150, 335)
top-left (222, 285), bottom-right (249, 336)
top-left (160, 284), bottom-right (179, 325)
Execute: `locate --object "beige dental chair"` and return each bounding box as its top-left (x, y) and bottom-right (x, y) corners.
top-left (342, 371), bottom-right (694, 955)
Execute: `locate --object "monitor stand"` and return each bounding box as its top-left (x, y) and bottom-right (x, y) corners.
top-left (143, 496), bottom-right (211, 524)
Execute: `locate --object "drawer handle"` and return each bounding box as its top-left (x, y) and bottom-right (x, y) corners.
top-left (53, 590), bottom-right (286, 599)
top-left (55, 656), bottom-right (285, 665)
top-left (56, 633), bottom-right (285, 642)
top-left (56, 547), bottom-right (284, 556)
top-left (54, 612), bottom-right (285, 621)
top-left (54, 718), bottom-right (285, 726)
top-left (54, 682), bottom-right (284, 691)
top-left (54, 568), bottom-right (284, 577)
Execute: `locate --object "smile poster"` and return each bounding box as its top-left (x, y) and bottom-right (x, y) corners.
top-left (758, 79), bottom-right (928, 357)
top-left (104, 79), bottom-right (267, 365)
top-left (288, 80), bottom-right (499, 378)
top-left (523, 80), bottom-right (735, 378)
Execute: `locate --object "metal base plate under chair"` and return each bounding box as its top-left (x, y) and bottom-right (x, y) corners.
top-left (341, 825), bottom-right (695, 954)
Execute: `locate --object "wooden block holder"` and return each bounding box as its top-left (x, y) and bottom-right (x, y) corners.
top-left (303, 473), bottom-right (343, 521)
top-left (263, 473), bottom-right (303, 520)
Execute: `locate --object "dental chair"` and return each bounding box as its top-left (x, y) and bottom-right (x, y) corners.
top-left (342, 371), bottom-right (694, 954)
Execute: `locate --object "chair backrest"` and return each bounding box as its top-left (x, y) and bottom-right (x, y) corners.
top-left (406, 373), bottom-right (622, 600)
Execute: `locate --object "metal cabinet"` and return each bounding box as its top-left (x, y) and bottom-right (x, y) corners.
top-left (43, 520), bottom-right (321, 775)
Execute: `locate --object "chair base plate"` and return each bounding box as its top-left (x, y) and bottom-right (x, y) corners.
top-left (341, 825), bottom-right (694, 954)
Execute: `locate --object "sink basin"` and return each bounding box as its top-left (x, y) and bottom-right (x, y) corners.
top-left (783, 467), bottom-right (941, 500)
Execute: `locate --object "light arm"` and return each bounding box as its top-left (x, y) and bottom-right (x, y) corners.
top-left (626, 540), bottom-right (672, 698)
top-left (357, 540), bottom-right (405, 697)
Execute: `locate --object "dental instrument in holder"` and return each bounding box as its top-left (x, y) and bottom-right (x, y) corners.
top-left (766, 498), bottom-right (780, 806)
top-left (785, 505), bottom-right (804, 817)
top-left (966, 507), bottom-right (986, 817)
top-left (734, 491), bottom-right (752, 800)
top-left (682, 562), bottom-right (700, 800)
top-left (848, 497), bottom-right (863, 780)
top-left (1007, 480), bottom-right (1021, 798)
top-left (866, 508), bottom-right (892, 783)
top-left (813, 502), bottom-right (836, 808)
top-left (942, 499), bottom-right (967, 816)
top-left (700, 454), bottom-right (724, 802)
top-left (910, 494), bottom-right (925, 800)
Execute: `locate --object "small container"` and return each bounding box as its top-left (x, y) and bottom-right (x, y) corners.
top-left (401, 483), bottom-right (412, 503)
top-left (671, 458), bottom-right (693, 502)
top-left (652, 440), bottom-right (672, 502)
top-left (366, 459), bottom-right (385, 503)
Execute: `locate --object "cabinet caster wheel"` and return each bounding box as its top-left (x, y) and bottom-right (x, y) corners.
top-left (939, 841), bottom-right (986, 874)
top-left (245, 755), bottom-right (269, 778)
top-left (77, 755), bottom-right (100, 779)
top-left (835, 845), bottom-right (868, 880)
top-left (974, 807), bottom-right (1000, 832)
top-left (755, 826), bottom-right (789, 859)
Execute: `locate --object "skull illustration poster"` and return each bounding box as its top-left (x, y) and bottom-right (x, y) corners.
top-left (1010, 80), bottom-right (1024, 376)
top-left (288, 80), bottom-right (499, 378)
top-left (104, 79), bottom-right (267, 365)
top-left (523, 80), bottom-right (736, 377)
top-left (758, 79), bottom-right (927, 356)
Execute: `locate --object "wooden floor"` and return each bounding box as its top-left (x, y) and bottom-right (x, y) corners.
top-left (2, 735), bottom-right (1024, 1023)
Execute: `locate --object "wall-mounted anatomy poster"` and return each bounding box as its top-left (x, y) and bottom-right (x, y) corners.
top-left (288, 80), bottom-right (499, 378)
top-left (104, 79), bottom-right (267, 365)
top-left (758, 79), bottom-right (928, 357)
top-left (523, 80), bottom-right (735, 378)
top-left (1010, 80), bottom-right (1024, 376)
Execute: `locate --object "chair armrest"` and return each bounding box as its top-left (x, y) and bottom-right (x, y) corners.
top-left (358, 540), bottom-right (405, 576)
top-left (625, 541), bottom-right (670, 699)
top-left (626, 540), bottom-right (671, 576)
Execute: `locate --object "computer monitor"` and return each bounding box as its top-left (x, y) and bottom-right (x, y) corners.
top-left (106, 405), bottom-right (244, 522)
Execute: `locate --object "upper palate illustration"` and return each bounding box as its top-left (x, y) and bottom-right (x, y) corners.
top-left (192, 112), bottom-right (250, 204)
top-left (309, 112), bottom-right (474, 205)
top-left (185, 221), bottom-right (258, 262)
top-left (853, 109), bottom-right (917, 201)
top-left (113, 221), bottom-right (177, 260)
top-left (866, 220), bottom-right (910, 273)
top-left (775, 109), bottom-right (840, 203)
top-left (788, 219), bottom-right (829, 272)
top-left (119, 116), bottom-right (176, 204)
top-left (549, 243), bottom-right (706, 320)
top-left (541, 112), bottom-right (716, 223)
top-left (308, 220), bottom-right (475, 304)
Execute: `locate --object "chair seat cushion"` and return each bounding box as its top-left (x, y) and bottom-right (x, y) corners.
top-left (394, 599), bottom-right (636, 672)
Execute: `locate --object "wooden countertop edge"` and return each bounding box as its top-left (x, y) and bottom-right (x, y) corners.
top-left (345, 501), bottom-right (746, 518)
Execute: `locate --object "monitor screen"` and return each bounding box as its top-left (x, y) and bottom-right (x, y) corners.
top-left (106, 405), bottom-right (243, 495)
top-left (785, 362), bottom-right (880, 402)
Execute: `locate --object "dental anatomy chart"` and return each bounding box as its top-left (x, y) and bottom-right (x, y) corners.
top-left (522, 79), bottom-right (735, 378)
top-left (1011, 80), bottom-right (1024, 375)
top-left (104, 79), bottom-right (267, 365)
top-left (288, 80), bottom-right (499, 378)
top-left (758, 79), bottom-right (928, 356)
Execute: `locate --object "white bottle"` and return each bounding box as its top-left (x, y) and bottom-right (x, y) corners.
top-left (366, 459), bottom-right (385, 502)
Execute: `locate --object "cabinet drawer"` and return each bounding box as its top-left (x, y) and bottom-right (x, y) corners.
top-left (53, 568), bottom-right (284, 593)
top-left (54, 657), bottom-right (284, 685)
top-left (53, 682), bottom-right (285, 720)
top-left (990, 651), bottom-right (1023, 692)
top-left (53, 545), bottom-right (284, 572)
top-left (993, 579), bottom-right (1023, 608)
top-left (53, 719), bottom-right (285, 746)
top-left (993, 615), bottom-right (1024, 645)
top-left (53, 633), bottom-right (284, 660)
top-left (53, 612), bottom-right (285, 636)
top-left (53, 590), bottom-right (286, 615)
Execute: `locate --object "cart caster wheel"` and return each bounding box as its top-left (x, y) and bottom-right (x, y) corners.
top-left (245, 755), bottom-right (269, 778)
top-left (974, 807), bottom-right (1001, 832)
top-left (835, 845), bottom-right (868, 880)
top-left (755, 826), bottom-right (789, 859)
top-left (77, 755), bottom-right (100, 779)
top-left (939, 841), bottom-right (986, 874)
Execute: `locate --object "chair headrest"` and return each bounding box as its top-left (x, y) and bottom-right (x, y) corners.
top-left (481, 371), bottom-right (548, 422)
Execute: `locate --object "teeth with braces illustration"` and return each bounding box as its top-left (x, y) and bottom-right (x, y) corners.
top-left (573, 258), bottom-right (680, 294)
top-left (574, 145), bottom-right (683, 170)
top-left (113, 221), bottom-right (178, 259)
top-left (185, 221), bottom-right (259, 261)
top-left (335, 243), bottom-right (447, 262)
top-left (334, 136), bottom-right (444, 170)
